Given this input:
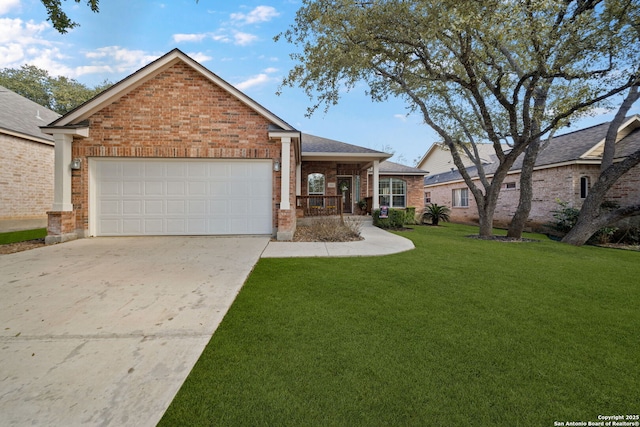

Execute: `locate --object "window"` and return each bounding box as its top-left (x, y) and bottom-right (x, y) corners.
top-left (379, 178), bottom-right (406, 208)
top-left (308, 173), bottom-right (325, 207)
top-left (424, 191), bottom-right (431, 204)
top-left (580, 176), bottom-right (589, 199)
top-left (453, 188), bottom-right (469, 207)
top-left (504, 182), bottom-right (516, 190)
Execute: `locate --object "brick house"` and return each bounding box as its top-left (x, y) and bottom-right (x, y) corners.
top-left (422, 116), bottom-right (640, 230)
top-left (41, 49), bottom-right (426, 243)
top-left (0, 86), bottom-right (60, 221)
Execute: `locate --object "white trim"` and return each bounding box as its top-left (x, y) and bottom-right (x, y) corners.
top-left (580, 115), bottom-right (640, 159)
top-left (281, 137), bottom-right (291, 209)
top-left (51, 133), bottom-right (74, 211)
top-left (0, 127), bottom-right (55, 145)
top-left (302, 152), bottom-right (391, 162)
top-left (373, 160), bottom-right (380, 210)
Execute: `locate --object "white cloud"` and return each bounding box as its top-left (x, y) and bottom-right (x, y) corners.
top-left (233, 31), bottom-right (258, 46)
top-left (186, 52), bottom-right (212, 63)
top-left (234, 73), bottom-right (273, 90)
top-left (231, 6), bottom-right (279, 25)
top-left (0, 0), bottom-right (20, 15)
top-left (81, 47), bottom-right (160, 75)
top-left (263, 67), bottom-right (278, 73)
top-left (394, 114), bottom-right (407, 122)
top-left (172, 33), bottom-right (207, 43)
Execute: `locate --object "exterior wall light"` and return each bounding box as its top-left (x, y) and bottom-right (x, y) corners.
top-left (274, 160), bottom-right (281, 172)
top-left (70, 158), bottom-right (82, 170)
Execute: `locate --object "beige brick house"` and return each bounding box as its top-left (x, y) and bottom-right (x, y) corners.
top-left (41, 49), bottom-right (426, 243)
top-left (422, 116), bottom-right (640, 230)
top-left (1, 86), bottom-right (60, 221)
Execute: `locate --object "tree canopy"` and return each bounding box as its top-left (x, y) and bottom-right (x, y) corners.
top-left (279, 0), bottom-right (640, 237)
top-left (0, 65), bottom-right (111, 114)
top-left (41, 0), bottom-right (100, 33)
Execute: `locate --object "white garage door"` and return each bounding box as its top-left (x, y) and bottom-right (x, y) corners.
top-left (92, 159), bottom-right (272, 236)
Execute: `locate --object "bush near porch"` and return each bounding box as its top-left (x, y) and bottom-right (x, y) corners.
top-left (160, 223), bottom-right (639, 426)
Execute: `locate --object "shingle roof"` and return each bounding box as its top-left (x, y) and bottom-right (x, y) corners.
top-left (425, 116), bottom-right (640, 186)
top-left (379, 160), bottom-right (428, 175)
top-left (301, 133), bottom-right (389, 155)
top-left (0, 86), bottom-right (60, 143)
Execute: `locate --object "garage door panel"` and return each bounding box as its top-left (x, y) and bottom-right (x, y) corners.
top-left (167, 181), bottom-right (185, 195)
top-left (123, 163), bottom-right (143, 177)
top-left (123, 200), bottom-right (142, 214)
top-left (166, 200), bottom-right (184, 214)
top-left (188, 181), bottom-right (207, 195)
top-left (94, 159), bottom-right (271, 236)
top-left (123, 219), bottom-right (143, 234)
top-left (143, 219), bottom-right (163, 234)
top-left (144, 181), bottom-right (163, 196)
top-left (146, 200), bottom-right (165, 214)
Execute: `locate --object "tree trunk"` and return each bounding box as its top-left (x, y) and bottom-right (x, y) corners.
top-left (507, 137), bottom-right (541, 238)
top-left (562, 85), bottom-right (640, 246)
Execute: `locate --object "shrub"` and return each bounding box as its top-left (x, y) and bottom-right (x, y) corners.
top-left (422, 203), bottom-right (451, 226)
top-left (298, 217), bottom-right (362, 242)
top-left (550, 200), bottom-right (580, 233)
top-left (405, 207), bottom-right (417, 225)
top-left (373, 209), bottom-right (405, 229)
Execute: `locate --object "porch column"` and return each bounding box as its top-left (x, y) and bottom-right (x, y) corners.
top-left (373, 159), bottom-right (380, 210)
top-left (280, 137), bottom-right (291, 209)
top-left (52, 133), bottom-right (74, 211)
top-left (296, 163), bottom-right (301, 197)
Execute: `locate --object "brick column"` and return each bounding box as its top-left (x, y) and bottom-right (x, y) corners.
top-left (45, 210), bottom-right (77, 244)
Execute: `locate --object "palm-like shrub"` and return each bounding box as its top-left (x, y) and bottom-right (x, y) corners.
top-left (423, 203), bottom-right (451, 226)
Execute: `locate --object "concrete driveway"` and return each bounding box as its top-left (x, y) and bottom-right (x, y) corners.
top-left (0, 236), bottom-right (269, 426)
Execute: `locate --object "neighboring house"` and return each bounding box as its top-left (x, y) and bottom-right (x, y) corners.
top-left (423, 116), bottom-right (640, 230)
top-left (417, 142), bottom-right (509, 175)
top-left (41, 49), bottom-right (426, 243)
top-left (0, 86), bottom-right (60, 221)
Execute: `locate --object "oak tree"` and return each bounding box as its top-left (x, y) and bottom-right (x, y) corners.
top-left (278, 0), bottom-right (639, 238)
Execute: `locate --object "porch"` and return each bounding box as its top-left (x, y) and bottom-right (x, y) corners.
top-left (296, 195), bottom-right (373, 217)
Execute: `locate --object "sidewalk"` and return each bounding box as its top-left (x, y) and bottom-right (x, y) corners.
top-left (262, 221), bottom-right (414, 258)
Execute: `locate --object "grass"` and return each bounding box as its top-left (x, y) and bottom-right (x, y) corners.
top-left (159, 223), bottom-right (639, 426)
top-left (0, 228), bottom-right (46, 245)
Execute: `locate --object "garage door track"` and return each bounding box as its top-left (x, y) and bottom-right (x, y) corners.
top-left (0, 236), bottom-right (269, 426)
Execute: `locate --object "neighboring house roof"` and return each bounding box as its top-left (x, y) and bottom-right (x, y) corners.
top-left (417, 141), bottom-right (509, 173)
top-left (425, 115), bottom-right (640, 186)
top-left (378, 160), bottom-right (428, 176)
top-left (45, 49), bottom-right (295, 132)
top-left (0, 86), bottom-right (60, 144)
top-left (301, 133), bottom-right (391, 162)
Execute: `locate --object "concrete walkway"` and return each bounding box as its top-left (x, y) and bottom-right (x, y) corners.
top-left (262, 220), bottom-right (415, 258)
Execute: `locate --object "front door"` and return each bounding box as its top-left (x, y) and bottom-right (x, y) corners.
top-left (337, 177), bottom-right (352, 213)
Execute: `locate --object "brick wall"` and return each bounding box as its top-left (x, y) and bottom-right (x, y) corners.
top-left (0, 133), bottom-right (54, 220)
top-left (70, 62), bottom-right (282, 233)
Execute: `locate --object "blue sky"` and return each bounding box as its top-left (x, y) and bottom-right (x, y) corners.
top-left (1, 0), bottom-right (638, 166)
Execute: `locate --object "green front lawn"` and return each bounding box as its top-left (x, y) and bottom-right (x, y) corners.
top-left (0, 228), bottom-right (47, 245)
top-left (160, 223), bottom-right (639, 426)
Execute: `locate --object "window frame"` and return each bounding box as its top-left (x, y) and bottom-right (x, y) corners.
top-left (452, 188), bottom-right (469, 208)
top-left (379, 177), bottom-right (407, 208)
top-left (580, 176), bottom-right (589, 199)
top-left (307, 173), bottom-right (326, 207)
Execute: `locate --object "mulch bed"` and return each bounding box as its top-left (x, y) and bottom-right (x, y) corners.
top-left (466, 235), bottom-right (539, 243)
top-left (0, 238), bottom-right (47, 254)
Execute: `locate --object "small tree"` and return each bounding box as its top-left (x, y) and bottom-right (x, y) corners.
top-left (422, 203), bottom-right (450, 226)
